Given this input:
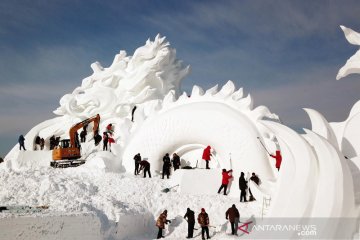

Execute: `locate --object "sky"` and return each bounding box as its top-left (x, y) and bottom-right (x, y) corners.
top-left (0, 0), bottom-right (360, 157)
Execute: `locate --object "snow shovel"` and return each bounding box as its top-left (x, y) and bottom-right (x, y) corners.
top-left (161, 184), bottom-right (179, 193)
top-left (257, 137), bottom-right (270, 155)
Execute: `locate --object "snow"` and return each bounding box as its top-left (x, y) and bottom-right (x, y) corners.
top-left (1, 28), bottom-right (360, 239)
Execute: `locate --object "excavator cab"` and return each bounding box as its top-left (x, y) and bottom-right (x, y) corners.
top-left (51, 114), bottom-right (100, 168)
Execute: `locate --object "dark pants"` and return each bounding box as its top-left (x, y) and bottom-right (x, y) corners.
top-left (174, 165), bottom-right (179, 171)
top-left (19, 143), bottom-right (26, 151)
top-left (144, 167), bottom-right (151, 178)
top-left (103, 142), bottom-right (108, 151)
top-left (240, 190), bottom-right (247, 202)
top-left (188, 221), bottom-right (195, 238)
top-left (230, 221), bottom-right (235, 235)
top-left (162, 168), bottom-right (170, 179)
top-left (217, 184), bottom-right (228, 195)
top-left (157, 227), bottom-right (163, 239)
top-left (201, 226), bottom-right (210, 239)
top-left (206, 161), bottom-right (210, 169)
top-left (81, 136), bottom-right (86, 142)
top-left (135, 163), bottom-right (139, 175)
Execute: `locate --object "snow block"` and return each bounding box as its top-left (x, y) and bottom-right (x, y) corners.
top-left (6, 150), bottom-right (52, 170)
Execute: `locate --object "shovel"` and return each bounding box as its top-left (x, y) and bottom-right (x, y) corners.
top-left (161, 184), bottom-right (179, 193)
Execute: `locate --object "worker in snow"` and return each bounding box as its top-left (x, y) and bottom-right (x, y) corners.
top-left (202, 146), bottom-right (212, 169)
top-left (34, 136), bottom-right (41, 150)
top-left (162, 153), bottom-right (171, 179)
top-left (49, 135), bottom-right (55, 150)
top-left (40, 138), bottom-right (45, 150)
top-left (239, 172), bottom-right (248, 202)
top-left (226, 204), bottom-right (240, 235)
top-left (106, 123), bottom-right (114, 134)
top-left (156, 210), bottom-right (171, 239)
top-left (184, 208), bottom-right (195, 238)
top-left (139, 159), bottom-right (151, 178)
top-left (217, 169), bottom-right (233, 195)
top-left (103, 132), bottom-right (108, 151)
top-left (198, 208), bottom-right (210, 240)
top-left (249, 172), bottom-right (261, 201)
top-left (172, 153), bottom-right (181, 171)
top-left (18, 135), bottom-right (26, 151)
top-left (270, 150), bottom-right (282, 171)
top-left (80, 128), bottom-right (87, 143)
top-left (133, 153), bottom-right (141, 175)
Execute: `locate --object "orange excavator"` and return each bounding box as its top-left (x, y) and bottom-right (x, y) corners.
top-left (51, 114), bottom-right (101, 168)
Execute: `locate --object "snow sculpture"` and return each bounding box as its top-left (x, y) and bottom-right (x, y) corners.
top-left (337, 25), bottom-right (360, 80)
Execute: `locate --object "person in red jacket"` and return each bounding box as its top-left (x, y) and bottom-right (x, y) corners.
top-left (202, 146), bottom-right (212, 169)
top-left (217, 169), bottom-right (233, 195)
top-left (270, 150), bottom-right (282, 171)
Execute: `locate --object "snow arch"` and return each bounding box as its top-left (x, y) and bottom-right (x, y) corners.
top-left (123, 102), bottom-right (276, 181)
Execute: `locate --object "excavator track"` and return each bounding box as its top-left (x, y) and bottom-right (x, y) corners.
top-left (50, 159), bottom-right (86, 168)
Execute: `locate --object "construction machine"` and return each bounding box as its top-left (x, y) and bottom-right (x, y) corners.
top-left (51, 114), bottom-right (101, 168)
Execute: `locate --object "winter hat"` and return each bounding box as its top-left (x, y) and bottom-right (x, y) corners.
top-left (201, 208), bottom-right (205, 212)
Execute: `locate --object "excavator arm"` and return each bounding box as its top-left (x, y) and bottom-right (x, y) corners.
top-left (69, 114), bottom-right (100, 147)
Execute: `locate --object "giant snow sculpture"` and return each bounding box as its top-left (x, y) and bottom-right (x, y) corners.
top-left (3, 27), bottom-right (360, 238)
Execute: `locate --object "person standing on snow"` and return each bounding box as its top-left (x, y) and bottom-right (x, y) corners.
top-left (202, 146), bottom-right (212, 169)
top-left (34, 135), bottom-right (41, 150)
top-left (226, 204), bottom-right (240, 235)
top-left (162, 153), bottom-right (171, 179)
top-left (172, 153), bottom-right (181, 171)
top-left (40, 138), bottom-right (45, 150)
top-left (270, 150), bottom-right (282, 171)
top-left (184, 208), bottom-right (195, 239)
top-left (18, 135), bottom-right (26, 151)
top-left (80, 128), bottom-right (87, 143)
top-left (103, 132), bottom-right (109, 151)
top-left (198, 208), bottom-right (211, 240)
top-left (156, 210), bottom-right (171, 239)
top-left (217, 169), bottom-right (233, 195)
top-left (239, 172), bottom-right (248, 202)
top-left (139, 159), bottom-right (151, 178)
top-left (249, 172), bottom-right (261, 201)
top-left (133, 153), bottom-right (141, 175)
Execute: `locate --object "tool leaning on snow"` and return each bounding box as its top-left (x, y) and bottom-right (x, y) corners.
top-left (161, 184), bottom-right (179, 193)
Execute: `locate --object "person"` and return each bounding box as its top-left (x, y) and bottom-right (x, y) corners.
top-left (226, 204), bottom-right (240, 235)
top-left (217, 169), bottom-right (233, 195)
top-left (162, 153), bottom-right (171, 179)
top-left (55, 137), bottom-right (61, 148)
top-left (184, 208), bottom-right (195, 238)
top-left (75, 132), bottom-right (80, 149)
top-left (198, 208), bottom-right (210, 240)
top-left (139, 159), bottom-right (151, 178)
top-left (94, 130), bottom-right (102, 146)
top-left (34, 136), bottom-right (41, 150)
top-left (49, 135), bottom-right (56, 150)
top-left (156, 210), bottom-right (171, 239)
top-left (131, 105), bottom-right (137, 122)
top-left (133, 153), bottom-right (141, 175)
top-left (103, 132), bottom-right (108, 151)
top-left (239, 172), bottom-right (248, 202)
top-left (202, 146), bottom-right (212, 169)
top-left (172, 153), bottom-right (181, 171)
top-left (106, 124), bottom-right (114, 134)
top-left (270, 150), bottom-right (282, 171)
top-left (80, 129), bottom-right (87, 143)
top-left (18, 135), bottom-right (26, 151)
top-left (40, 138), bottom-right (45, 150)
top-left (249, 172), bottom-right (261, 201)
top-left (108, 136), bottom-right (115, 152)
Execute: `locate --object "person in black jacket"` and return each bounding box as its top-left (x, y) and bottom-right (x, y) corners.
top-left (162, 153), bottom-right (171, 179)
top-left (139, 160), bottom-right (151, 178)
top-left (172, 153), bottom-right (181, 171)
top-left (239, 172), bottom-right (248, 202)
top-left (18, 135), bottom-right (26, 151)
top-left (133, 153), bottom-right (141, 175)
top-left (184, 208), bottom-right (195, 238)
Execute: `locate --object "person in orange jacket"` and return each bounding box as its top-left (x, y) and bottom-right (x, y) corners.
top-left (270, 150), bottom-right (282, 171)
top-left (217, 169), bottom-right (233, 195)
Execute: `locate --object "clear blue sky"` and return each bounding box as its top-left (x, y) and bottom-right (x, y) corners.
top-left (1, 0), bottom-right (360, 157)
